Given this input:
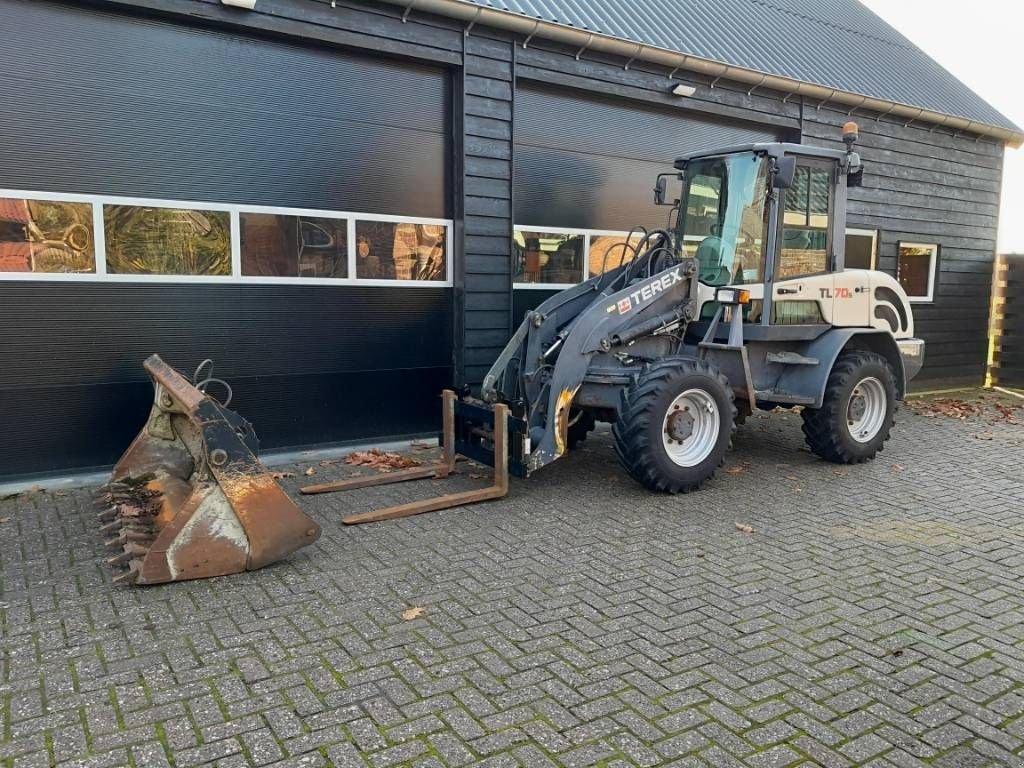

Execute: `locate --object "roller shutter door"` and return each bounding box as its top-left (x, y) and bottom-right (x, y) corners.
top-left (0, 0), bottom-right (451, 477)
top-left (515, 85), bottom-right (783, 230)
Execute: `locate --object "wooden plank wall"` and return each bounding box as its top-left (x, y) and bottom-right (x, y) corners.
top-left (992, 255), bottom-right (1024, 387)
top-left (460, 32), bottom-right (516, 385)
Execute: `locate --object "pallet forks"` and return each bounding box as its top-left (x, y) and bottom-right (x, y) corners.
top-left (300, 390), bottom-right (527, 524)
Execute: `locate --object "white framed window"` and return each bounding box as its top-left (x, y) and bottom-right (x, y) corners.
top-left (0, 189), bottom-right (453, 287)
top-left (844, 228), bottom-right (877, 271)
top-left (513, 225), bottom-right (645, 289)
top-left (897, 241), bottom-right (938, 302)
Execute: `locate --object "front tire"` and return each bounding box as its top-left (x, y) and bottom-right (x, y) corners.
top-left (802, 350), bottom-right (897, 463)
top-left (613, 358), bottom-right (736, 493)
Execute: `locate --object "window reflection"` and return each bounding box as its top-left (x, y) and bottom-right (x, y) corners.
top-left (355, 221), bottom-right (445, 281)
top-left (240, 213), bottom-right (347, 278)
top-left (104, 205), bottom-right (231, 275)
top-left (0, 198), bottom-right (95, 273)
top-left (588, 234), bottom-right (644, 278)
top-left (514, 231), bottom-right (583, 284)
top-left (779, 164), bottom-right (830, 279)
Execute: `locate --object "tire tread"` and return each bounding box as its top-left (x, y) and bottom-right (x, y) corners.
top-left (613, 358), bottom-right (737, 493)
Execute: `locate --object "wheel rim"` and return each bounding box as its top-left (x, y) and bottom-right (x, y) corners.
top-left (846, 376), bottom-right (887, 443)
top-left (662, 388), bottom-right (720, 466)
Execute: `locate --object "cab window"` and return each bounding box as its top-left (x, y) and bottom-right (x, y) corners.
top-left (778, 163), bottom-right (831, 279)
top-left (678, 153), bottom-right (769, 288)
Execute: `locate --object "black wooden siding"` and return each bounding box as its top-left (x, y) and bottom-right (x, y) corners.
top-left (459, 33), bottom-right (516, 385)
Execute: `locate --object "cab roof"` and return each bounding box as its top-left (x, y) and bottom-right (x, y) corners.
top-left (673, 143), bottom-right (850, 169)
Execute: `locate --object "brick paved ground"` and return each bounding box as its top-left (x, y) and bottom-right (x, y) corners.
top-left (2, 392), bottom-right (1023, 768)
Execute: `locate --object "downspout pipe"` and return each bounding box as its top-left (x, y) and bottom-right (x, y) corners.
top-left (371, 0), bottom-right (1023, 148)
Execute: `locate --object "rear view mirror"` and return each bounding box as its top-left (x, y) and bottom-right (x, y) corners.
top-left (654, 176), bottom-right (668, 205)
top-left (772, 156), bottom-right (797, 189)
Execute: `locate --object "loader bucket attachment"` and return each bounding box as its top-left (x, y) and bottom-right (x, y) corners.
top-left (99, 355), bottom-right (321, 585)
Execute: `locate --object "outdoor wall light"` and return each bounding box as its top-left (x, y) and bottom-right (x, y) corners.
top-left (221, 0), bottom-right (257, 8)
top-left (671, 83), bottom-right (697, 97)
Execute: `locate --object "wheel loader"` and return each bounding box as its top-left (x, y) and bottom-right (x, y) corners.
top-left (102, 121), bottom-right (924, 583)
top-left (475, 121), bottom-right (924, 494)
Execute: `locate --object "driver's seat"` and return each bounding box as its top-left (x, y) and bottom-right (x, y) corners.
top-left (696, 236), bottom-right (730, 285)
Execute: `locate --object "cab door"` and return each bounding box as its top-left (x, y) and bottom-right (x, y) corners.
top-left (770, 159), bottom-right (868, 327)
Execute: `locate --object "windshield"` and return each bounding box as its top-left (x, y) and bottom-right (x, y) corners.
top-left (676, 152), bottom-right (769, 287)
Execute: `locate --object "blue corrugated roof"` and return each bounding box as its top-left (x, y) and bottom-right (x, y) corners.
top-left (466, 0), bottom-right (1019, 134)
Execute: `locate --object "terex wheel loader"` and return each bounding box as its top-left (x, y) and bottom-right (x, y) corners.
top-left (475, 121), bottom-right (924, 493)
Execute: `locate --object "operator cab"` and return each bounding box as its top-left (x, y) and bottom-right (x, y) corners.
top-left (657, 125), bottom-right (878, 332)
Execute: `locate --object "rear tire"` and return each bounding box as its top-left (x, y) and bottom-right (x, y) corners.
top-left (801, 350), bottom-right (897, 464)
top-left (613, 358), bottom-right (736, 493)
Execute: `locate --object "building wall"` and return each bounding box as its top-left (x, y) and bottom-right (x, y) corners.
top-left (0, 0), bottom-right (1006, 478)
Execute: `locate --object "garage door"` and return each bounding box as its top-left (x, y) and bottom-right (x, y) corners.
top-left (512, 85), bottom-right (782, 316)
top-left (0, 0), bottom-right (452, 477)
top-left (515, 85), bottom-right (783, 231)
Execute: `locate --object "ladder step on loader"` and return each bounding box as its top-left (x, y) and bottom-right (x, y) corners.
top-left (300, 390), bottom-right (524, 525)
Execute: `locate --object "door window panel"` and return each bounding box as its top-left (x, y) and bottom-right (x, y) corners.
top-left (779, 165), bottom-right (830, 279)
top-left (240, 213), bottom-right (347, 278)
top-left (678, 154), bottom-right (769, 287)
top-left (104, 205), bottom-right (231, 275)
top-left (514, 230), bottom-right (584, 284)
top-left (0, 198), bottom-right (96, 273)
top-left (355, 221), bottom-right (446, 281)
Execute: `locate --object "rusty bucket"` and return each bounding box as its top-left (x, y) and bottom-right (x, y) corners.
top-left (98, 355), bottom-right (321, 585)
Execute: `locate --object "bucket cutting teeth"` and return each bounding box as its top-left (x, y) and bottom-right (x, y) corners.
top-left (99, 519), bottom-right (123, 535)
top-left (111, 562), bottom-right (140, 585)
top-left (96, 507), bottom-right (119, 522)
top-left (107, 547), bottom-right (143, 568)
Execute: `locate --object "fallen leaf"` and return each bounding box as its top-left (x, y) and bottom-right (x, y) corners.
top-left (974, 431), bottom-right (993, 441)
top-left (908, 397), bottom-right (984, 420)
top-left (725, 465), bottom-right (745, 474)
top-left (401, 606), bottom-right (425, 621)
top-left (735, 522), bottom-right (754, 534)
top-left (0, 517), bottom-right (10, 523)
top-left (891, 463), bottom-right (905, 472)
top-left (271, 471), bottom-right (296, 480)
top-left (832, 468), bottom-right (849, 477)
top-left (409, 440), bottom-right (434, 452)
top-left (303, 467), bottom-right (316, 476)
top-left (892, 648), bottom-right (904, 657)
top-left (345, 448), bottom-right (421, 471)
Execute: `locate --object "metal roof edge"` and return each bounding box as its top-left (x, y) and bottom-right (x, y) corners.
top-left (372, 0), bottom-right (1024, 148)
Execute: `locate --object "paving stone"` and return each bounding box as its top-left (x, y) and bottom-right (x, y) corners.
top-left (1, 401), bottom-right (1022, 767)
